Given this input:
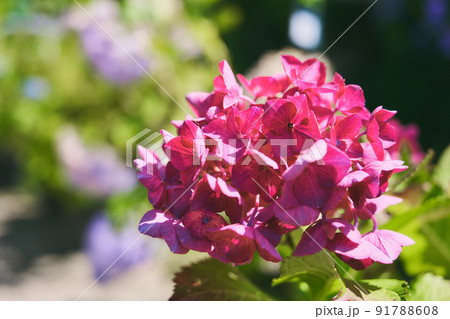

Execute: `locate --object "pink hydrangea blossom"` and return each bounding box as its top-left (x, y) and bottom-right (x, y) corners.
top-left (135, 55), bottom-right (414, 268)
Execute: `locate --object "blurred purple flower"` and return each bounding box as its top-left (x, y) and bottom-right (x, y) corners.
top-left (84, 213), bottom-right (154, 282)
top-left (424, 0), bottom-right (447, 29)
top-left (438, 27), bottom-right (450, 57)
top-left (65, 0), bottom-right (153, 84)
top-left (56, 126), bottom-right (136, 197)
top-left (422, 0), bottom-right (450, 57)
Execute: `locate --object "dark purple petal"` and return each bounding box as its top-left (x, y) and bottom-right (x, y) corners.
top-left (323, 218), bottom-right (361, 243)
top-left (161, 222), bottom-right (189, 254)
top-left (274, 202), bottom-right (319, 226)
top-left (254, 228), bottom-right (282, 262)
top-left (293, 164), bottom-right (336, 208)
top-left (293, 222), bottom-right (327, 256)
top-left (205, 224), bottom-right (256, 265)
top-left (138, 209), bottom-right (169, 238)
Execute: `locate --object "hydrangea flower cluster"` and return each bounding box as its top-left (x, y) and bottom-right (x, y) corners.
top-left (135, 55), bottom-right (414, 269)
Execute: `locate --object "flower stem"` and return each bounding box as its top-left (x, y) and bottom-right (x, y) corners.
top-left (353, 210), bottom-right (359, 228)
top-left (370, 213), bottom-right (378, 231)
top-left (247, 194), bottom-right (260, 227)
top-left (240, 95), bottom-right (256, 105)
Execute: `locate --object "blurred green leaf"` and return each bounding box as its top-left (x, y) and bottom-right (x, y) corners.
top-left (382, 196), bottom-right (450, 231)
top-left (170, 258), bottom-right (273, 301)
top-left (391, 149), bottom-right (434, 192)
top-left (273, 250), bottom-right (344, 300)
top-left (408, 273), bottom-right (450, 301)
top-left (343, 278), bottom-right (408, 301)
top-left (397, 209), bottom-right (450, 277)
top-left (434, 145), bottom-right (450, 195)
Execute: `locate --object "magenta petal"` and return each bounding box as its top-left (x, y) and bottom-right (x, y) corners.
top-left (293, 164), bottom-right (336, 208)
top-left (138, 209), bottom-right (169, 238)
top-left (281, 55), bottom-right (303, 84)
top-left (238, 74), bottom-right (281, 99)
top-left (274, 202), bottom-right (319, 226)
top-left (176, 225), bottom-right (212, 252)
top-left (161, 129), bottom-right (175, 143)
top-left (325, 233), bottom-right (363, 258)
top-left (300, 59), bottom-right (326, 85)
top-left (191, 179), bottom-right (241, 221)
top-left (336, 254), bottom-right (373, 270)
top-left (337, 84), bottom-right (365, 111)
top-left (281, 55), bottom-right (326, 86)
top-left (146, 182), bottom-right (165, 207)
top-left (379, 122), bottom-right (397, 148)
top-left (358, 195), bottom-right (402, 219)
top-left (323, 218), bottom-right (361, 243)
top-left (282, 139), bottom-right (328, 181)
top-left (250, 149), bottom-right (279, 169)
top-left (186, 92), bottom-right (212, 117)
top-left (137, 145), bottom-right (159, 165)
top-left (255, 225), bottom-right (282, 247)
top-left (164, 137), bottom-right (193, 170)
top-left (379, 229), bottom-right (415, 247)
top-left (161, 222), bottom-right (189, 254)
top-left (181, 210), bottom-right (228, 239)
top-left (203, 118), bottom-right (231, 141)
top-left (223, 94), bottom-right (239, 109)
top-left (224, 198), bottom-right (242, 224)
top-left (205, 173), bottom-right (217, 191)
top-left (364, 239), bottom-right (394, 264)
top-left (373, 106), bottom-right (397, 122)
top-left (136, 168), bottom-right (162, 189)
top-left (235, 106), bottom-right (264, 132)
top-left (135, 158), bottom-right (165, 208)
top-left (334, 114), bottom-right (362, 140)
top-left (231, 154), bottom-right (281, 202)
top-left (255, 204), bottom-right (275, 223)
top-left (217, 177), bottom-right (241, 202)
top-left (205, 224), bottom-right (256, 265)
top-left (219, 60), bottom-right (238, 89)
top-left (167, 187), bottom-right (191, 218)
top-left (338, 170), bottom-right (369, 188)
top-left (346, 141), bottom-right (364, 159)
top-left (363, 230), bottom-right (414, 261)
top-left (322, 144), bottom-right (352, 182)
top-left (322, 187), bottom-right (346, 212)
top-left (282, 159), bottom-right (308, 181)
top-left (293, 222), bottom-right (327, 256)
top-left (263, 99), bottom-right (297, 134)
top-left (254, 228), bottom-right (282, 262)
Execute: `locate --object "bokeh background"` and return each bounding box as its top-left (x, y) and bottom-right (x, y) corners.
top-left (0, 0), bottom-right (449, 300)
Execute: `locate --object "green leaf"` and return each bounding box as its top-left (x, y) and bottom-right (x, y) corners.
top-left (399, 218), bottom-right (450, 277)
top-left (169, 258), bottom-right (273, 301)
top-left (360, 279), bottom-right (410, 299)
top-left (272, 250), bottom-right (344, 300)
top-left (434, 145), bottom-right (450, 195)
top-left (391, 199), bottom-right (450, 277)
top-left (391, 149), bottom-right (434, 192)
top-left (408, 273), bottom-right (450, 301)
top-left (382, 196), bottom-right (450, 231)
top-left (343, 278), bottom-right (409, 301)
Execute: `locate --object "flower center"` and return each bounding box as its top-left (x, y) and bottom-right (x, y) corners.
top-left (287, 122), bottom-right (294, 129)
